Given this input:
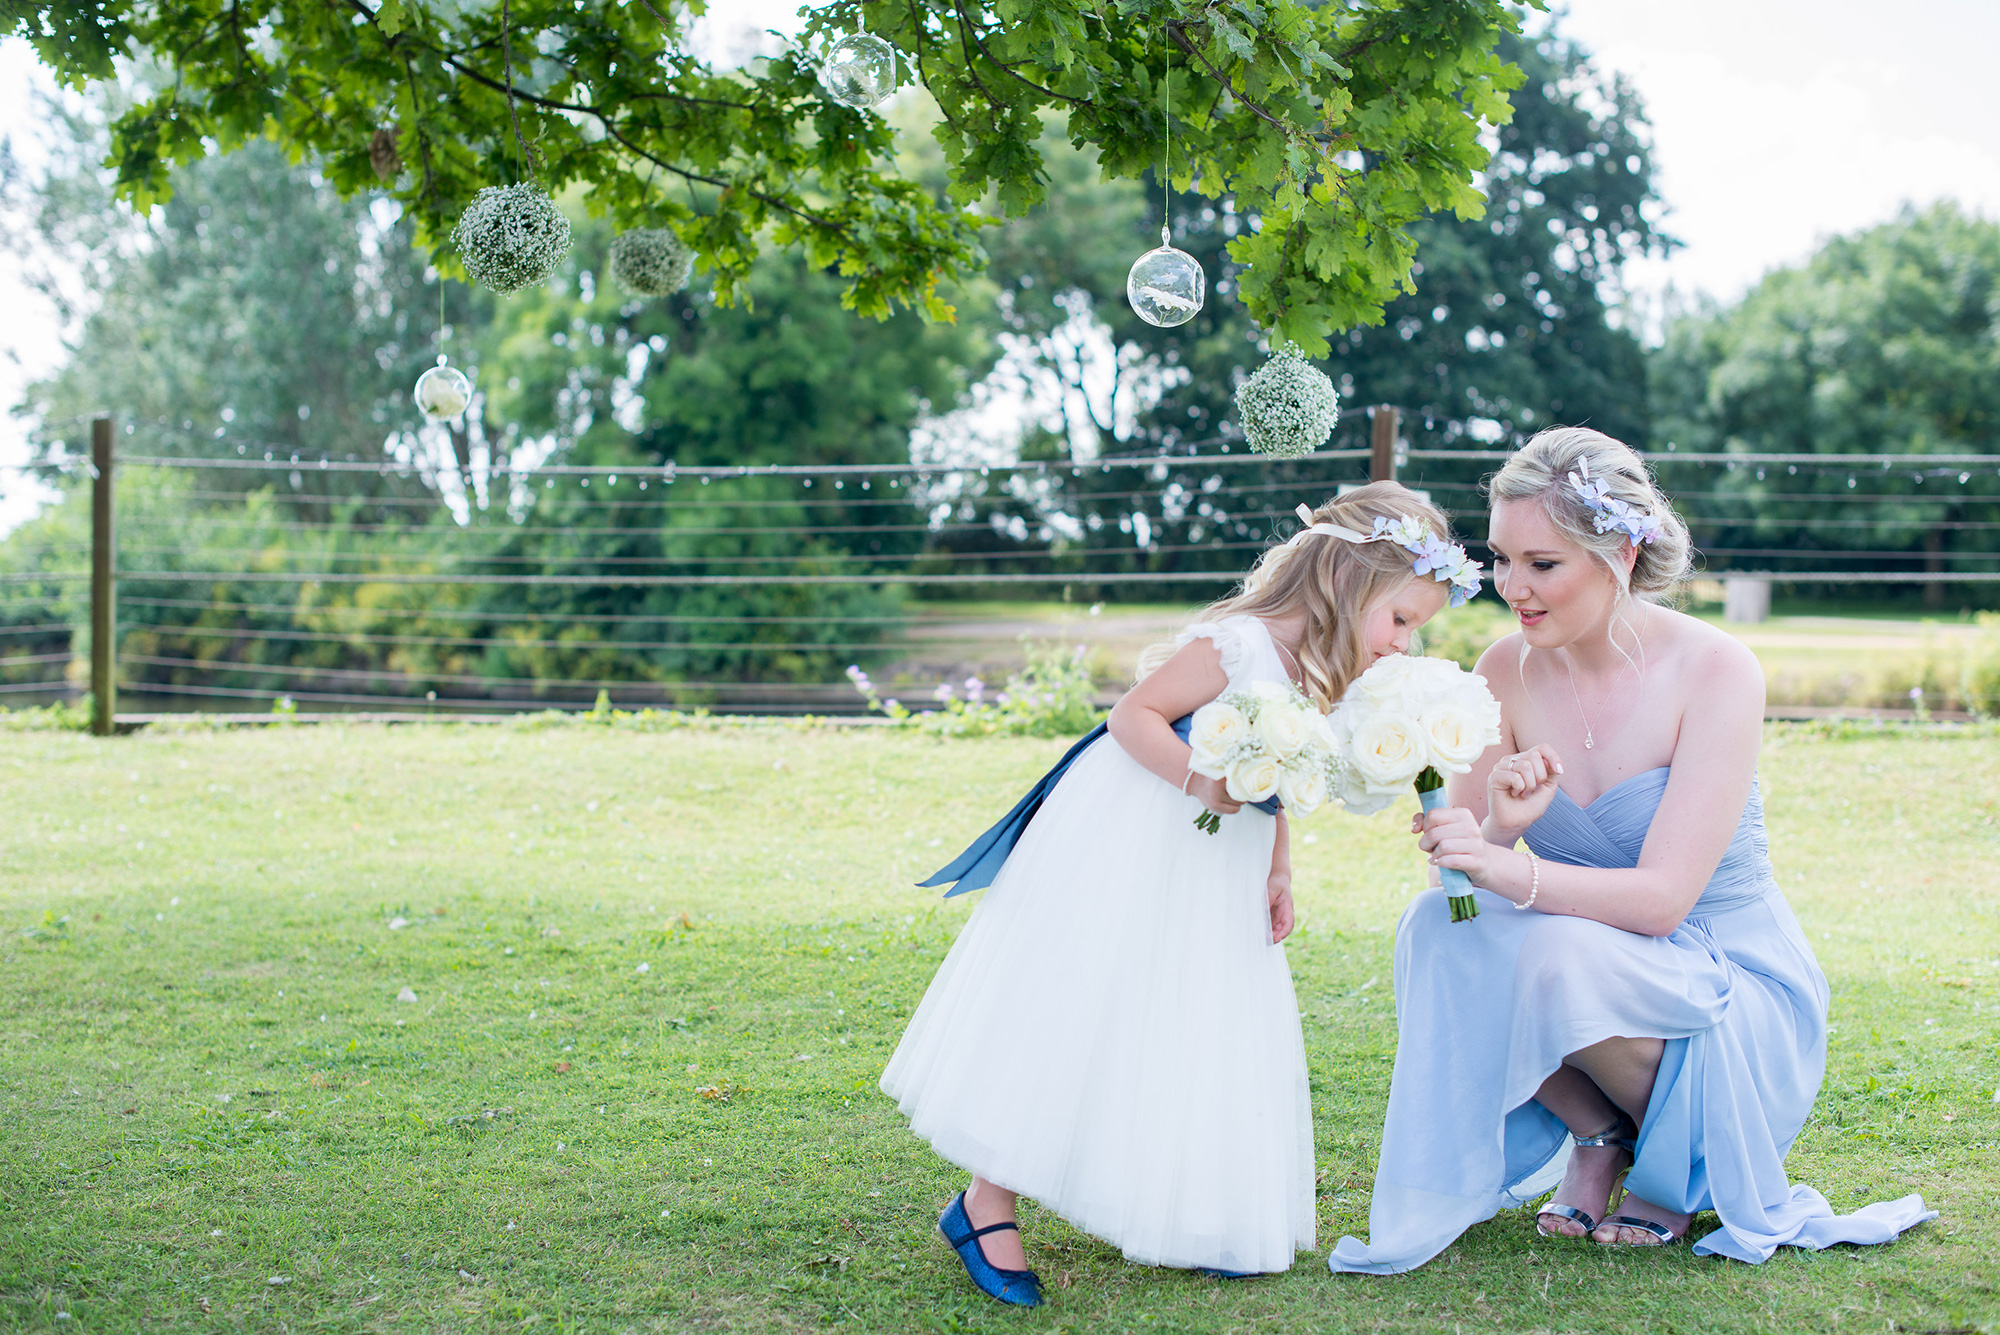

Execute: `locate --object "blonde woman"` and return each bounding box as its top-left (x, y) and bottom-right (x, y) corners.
top-left (882, 484), bottom-right (1477, 1303)
top-left (1330, 428), bottom-right (1935, 1272)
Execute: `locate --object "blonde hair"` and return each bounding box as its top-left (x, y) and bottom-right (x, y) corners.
top-left (1485, 427), bottom-right (1693, 597)
top-left (1136, 482), bottom-right (1456, 709)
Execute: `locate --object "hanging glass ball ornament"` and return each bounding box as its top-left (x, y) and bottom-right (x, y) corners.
top-left (1236, 342), bottom-right (1339, 458)
top-left (414, 355), bottom-right (473, 424)
top-left (451, 182), bottom-right (573, 297)
top-left (610, 227), bottom-right (696, 298)
top-left (1126, 225), bottom-right (1205, 327)
top-left (819, 31), bottom-right (900, 110)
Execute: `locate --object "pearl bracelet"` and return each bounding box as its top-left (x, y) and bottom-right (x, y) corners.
top-left (1182, 769), bottom-right (1198, 796)
top-left (1516, 847), bottom-right (1540, 911)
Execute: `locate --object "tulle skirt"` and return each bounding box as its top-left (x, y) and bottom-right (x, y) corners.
top-left (880, 735), bottom-right (1317, 1273)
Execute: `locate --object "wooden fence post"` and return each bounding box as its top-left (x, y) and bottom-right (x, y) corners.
top-left (1369, 405), bottom-right (1400, 482)
top-left (91, 416), bottom-right (116, 736)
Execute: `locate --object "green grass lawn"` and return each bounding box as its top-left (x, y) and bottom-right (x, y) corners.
top-left (2, 723), bottom-right (1996, 1334)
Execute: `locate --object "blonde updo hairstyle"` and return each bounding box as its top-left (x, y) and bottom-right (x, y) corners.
top-left (1136, 481), bottom-right (1456, 709)
top-left (1485, 427), bottom-right (1693, 600)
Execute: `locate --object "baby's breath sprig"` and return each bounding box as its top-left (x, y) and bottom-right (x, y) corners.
top-left (1235, 342), bottom-right (1340, 459)
top-left (610, 228), bottom-right (696, 298)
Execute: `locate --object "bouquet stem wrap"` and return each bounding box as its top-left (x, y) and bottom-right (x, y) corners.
top-left (1416, 770), bottom-right (1480, 922)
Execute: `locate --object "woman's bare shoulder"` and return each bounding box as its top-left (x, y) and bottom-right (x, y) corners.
top-left (1652, 605), bottom-right (1761, 682)
top-left (1648, 603), bottom-right (1760, 707)
top-left (1471, 631), bottom-right (1529, 693)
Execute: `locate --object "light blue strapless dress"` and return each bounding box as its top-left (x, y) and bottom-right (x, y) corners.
top-left (1329, 768), bottom-right (1936, 1271)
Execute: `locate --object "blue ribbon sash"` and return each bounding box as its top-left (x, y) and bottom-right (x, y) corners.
top-left (918, 714), bottom-right (1281, 897)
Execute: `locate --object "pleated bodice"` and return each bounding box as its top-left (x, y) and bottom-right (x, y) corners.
top-left (1525, 767), bottom-right (1779, 916)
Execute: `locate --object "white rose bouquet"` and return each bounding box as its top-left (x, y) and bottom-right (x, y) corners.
top-left (1182, 681), bottom-right (1341, 834)
top-left (1327, 656), bottom-right (1503, 921)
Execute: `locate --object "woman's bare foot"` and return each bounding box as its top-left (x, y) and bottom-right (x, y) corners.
top-left (1592, 1190), bottom-right (1692, 1246)
top-left (1536, 1139), bottom-right (1631, 1238)
top-left (963, 1177), bottom-right (1028, 1270)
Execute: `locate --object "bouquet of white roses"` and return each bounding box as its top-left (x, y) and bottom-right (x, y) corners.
top-left (1183, 680), bottom-right (1341, 834)
top-left (1327, 656), bottom-right (1504, 921)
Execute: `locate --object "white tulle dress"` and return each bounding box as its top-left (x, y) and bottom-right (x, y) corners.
top-left (880, 615), bottom-right (1317, 1274)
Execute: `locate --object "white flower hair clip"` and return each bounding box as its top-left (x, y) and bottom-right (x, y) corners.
top-left (1567, 458), bottom-right (1664, 548)
top-left (1291, 504), bottom-right (1484, 608)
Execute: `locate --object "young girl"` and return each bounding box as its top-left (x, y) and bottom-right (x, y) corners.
top-left (879, 483), bottom-right (1477, 1304)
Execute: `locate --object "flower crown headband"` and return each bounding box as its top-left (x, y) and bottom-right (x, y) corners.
top-left (1290, 503), bottom-right (1483, 608)
top-left (1567, 457), bottom-right (1665, 547)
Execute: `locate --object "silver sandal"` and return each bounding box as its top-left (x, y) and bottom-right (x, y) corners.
top-left (1535, 1122), bottom-right (1636, 1239)
top-left (1596, 1214), bottom-right (1687, 1246)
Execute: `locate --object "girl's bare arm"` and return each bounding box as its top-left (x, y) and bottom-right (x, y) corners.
top-left (1107, 637), bottom-right (1241, 814)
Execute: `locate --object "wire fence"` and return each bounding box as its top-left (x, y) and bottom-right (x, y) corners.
top-left (4, 418), bottom-right (1998, 721)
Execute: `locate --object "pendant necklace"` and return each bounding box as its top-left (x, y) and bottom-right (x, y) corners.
top-left (1561, 651), bottom-right (1597, 750)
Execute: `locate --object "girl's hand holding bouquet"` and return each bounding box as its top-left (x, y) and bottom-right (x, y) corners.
top-left (1184, 681), bottom-right (1340, 834)
top-left (1186, 772), bottom-right (1243, 822)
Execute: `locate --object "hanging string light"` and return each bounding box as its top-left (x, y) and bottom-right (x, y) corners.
top-left (1127, 35), bottom-right (1204, 328)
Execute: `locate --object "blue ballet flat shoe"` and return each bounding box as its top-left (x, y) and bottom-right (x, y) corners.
top-left (1195, 1267), bottom-right (1265, 1279)
top-left (938, 1191), bottom-right (1043, 1308)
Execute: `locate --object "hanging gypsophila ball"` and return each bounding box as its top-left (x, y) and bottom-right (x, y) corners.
top-left (819, 31), bottom-right (901, 110)
top-left (1235, 343), bottom-right (1339, 458)
top-left (451, 183), bottom-right (573, 297)
top-left (414, 355), bottom-right (472, 424)
top-left (609, 227), bottom-right (696, 298)
top-left (1126, 224), bottom-right (1205, 327)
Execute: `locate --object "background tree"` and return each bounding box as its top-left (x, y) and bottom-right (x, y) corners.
top-left (0, 8), bottom-right (1692, 707)
top-left (1326, 22), bottom-right (1664, 453)
top-left (10, 111), bottom-right (486, 521)
top-left (920, 13), bottom-right (1671, 593)
top-left (1650, 202), bottom-right (2000, 608)
top-left (2, 96), bottom-right (989, 702)
top-left (456, 233), bottom-right (990, 696)
top-left (7, 0), bottom-right (1523, 350)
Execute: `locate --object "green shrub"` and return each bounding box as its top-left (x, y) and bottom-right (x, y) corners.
top-left (1871, 614), bottom-right (2000, 716)
top-left (0, 701), bottom-right (90, 732)
top-left (847, 640), bottom-right (1106, 739)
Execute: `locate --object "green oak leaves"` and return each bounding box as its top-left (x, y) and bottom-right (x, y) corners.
top-left (7, 0), bottom-right (1525, 349)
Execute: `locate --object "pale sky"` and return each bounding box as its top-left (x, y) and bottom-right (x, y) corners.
top-left (4, 3), bottom-right (1996, 530)
top-left (1557, 0), bottom-right (2000, 305)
